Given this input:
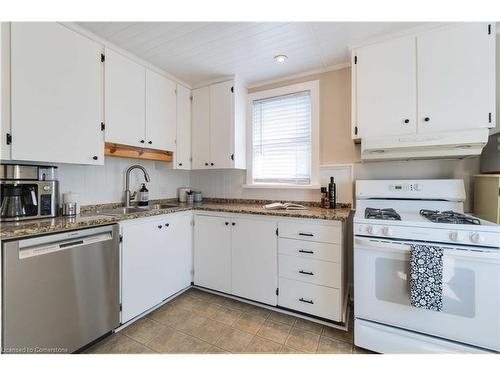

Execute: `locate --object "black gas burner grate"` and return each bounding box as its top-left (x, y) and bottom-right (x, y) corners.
top-left (420, 209), bottom-right (481, 225)
top-left (365, 208), bottom-right (401, 221)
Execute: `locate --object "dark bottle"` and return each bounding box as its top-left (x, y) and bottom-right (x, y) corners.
top-left (328, 177), bottom-right (336, 209)
top-left (137, 183), bottom-right (149, 207)
top-left (320, 187), bottom-right (329, 208)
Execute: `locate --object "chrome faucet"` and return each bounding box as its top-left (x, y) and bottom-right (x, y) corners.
top-left (125, 165), bottom-right (151, 207)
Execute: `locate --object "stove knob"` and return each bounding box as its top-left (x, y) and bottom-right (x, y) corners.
top-left (449, 232), bottom-right (460, 242)
top-left (470, 233), bottom-right (484, 244)
top-left (367, 226), bottom-right (379, 235)
top-left (382, 227), bottom-right (392, 236)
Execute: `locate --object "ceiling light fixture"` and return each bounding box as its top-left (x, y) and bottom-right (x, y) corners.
top-left (274, 54), bottom-right (288, 64)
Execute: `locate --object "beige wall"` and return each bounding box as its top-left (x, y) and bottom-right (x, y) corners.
top-left (249, 67), bottom-right (359, 165)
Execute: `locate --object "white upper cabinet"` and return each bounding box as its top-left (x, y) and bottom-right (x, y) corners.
top-left (10, 23), bottom-right (103, 165)
top-left (191, 78), bottom-right (246, 170)
top-left (174, 84), bottom-right (192, 169)
top-left (105, 48), bottom-right (178, 151)
top-left (417, 23), bottom-right (495, 134)
top-left (352, 22), bottom-right (496, 160)
top-left (105, 48), bottom-right (146, 147)
top-left (355, 36), bottom-right (417, 139)
top-left (210, 80), bottom-right (234, 168)
top-left (191, 86), bottom-right (211, 169)
top-left (145, 69), bottom-right (177, 151)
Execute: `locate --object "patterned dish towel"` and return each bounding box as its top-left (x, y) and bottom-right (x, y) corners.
top-left (409, 244), bottom-right (443, 311)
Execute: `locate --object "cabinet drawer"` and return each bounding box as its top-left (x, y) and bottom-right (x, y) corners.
top-left (278, 254), bottom-right (340, 288)
top-left (278, 277), bottom-right (341, 321)
top-left (278, 238), bottom-right (340, 263)
top-left (278, 221), bottom-right (341, 244)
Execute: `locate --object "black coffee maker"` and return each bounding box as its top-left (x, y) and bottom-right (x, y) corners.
top-left (0, 164), bottom-right (59, 221)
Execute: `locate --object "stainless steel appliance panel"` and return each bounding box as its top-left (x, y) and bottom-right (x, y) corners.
top-left (0, 164), bottom-right (38, 180)
top-left (2, 225), bottom-right (120, 354)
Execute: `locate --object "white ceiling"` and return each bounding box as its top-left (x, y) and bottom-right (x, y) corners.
top-left (77, 22), bottom-right (425, 87)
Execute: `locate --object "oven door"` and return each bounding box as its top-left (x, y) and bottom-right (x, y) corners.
top-left (354, 236), bottom-right (500, 351)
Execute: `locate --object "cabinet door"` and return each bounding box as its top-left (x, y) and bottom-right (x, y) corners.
top-left (175, 84), bottom-right (192, 169)
top-left (105, 48), bottom-right (145, 147)
top-left (355, 36), bottom-right (417, 138)
top-left (417, 23), bottom-right (495, 133)
top-left (191, 87), bottom-right (211, 169)
top-left (145, 69), bottom-right (176, 151)
top-left (121, 218), bottom-right (166, 322)
top-left (10, 22), bottom-right (103, 165)
top-left (162, 212), bottom-right (193, 297)
top-left (210, 80), bottom-right (234, 168)
top-left (193, 215), bottom-right (231, 293)
top-left (231, 217), bottom-right (278, 305)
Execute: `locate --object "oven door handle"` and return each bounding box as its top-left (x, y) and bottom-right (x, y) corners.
top-left (355, 237), bottom-right (500, 262)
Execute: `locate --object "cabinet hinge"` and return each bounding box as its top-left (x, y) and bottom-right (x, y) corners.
top-left (275, 227), bottom-right (279, 236)
top-left (6, 133), bottom-right (12, 145)
top-left (119, 235), bottom-right (123, 243)
top-left (354, 126), bottom-right (358, 136)
top-left (231, 86), bottom-right (234, 93)
top-left (190, 95), bottom-right (193, 101)
top-left (175, 88), bottom-right (177, 95)
top-left (230, 153), bottom-right (234, 161)
top-left (100, 53), bottom-right (105, 62)
top-left (191, 220), bottom-right (195, 227)
top-left (354, 56), bottom-right (357, 64)
top-left (276, 288), bottom-right (279, 296)
top-left (119, 303), bottom-right (122, 312)
top-left (488, 24), bottom-right (492, 35)
top-left (101, 122), bottom-right (105, 131)
top-left (488, 112), bottom-right (492, 123)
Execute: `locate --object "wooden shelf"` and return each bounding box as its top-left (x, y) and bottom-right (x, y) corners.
top-left (105, 143), bottom-right (173, 163)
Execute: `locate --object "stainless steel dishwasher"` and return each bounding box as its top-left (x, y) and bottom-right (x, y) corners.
top-left (2, 224), bottom-right (120, 353)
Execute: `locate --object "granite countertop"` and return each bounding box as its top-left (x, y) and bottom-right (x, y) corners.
top-left (0, 199), bottom-right (352, 241)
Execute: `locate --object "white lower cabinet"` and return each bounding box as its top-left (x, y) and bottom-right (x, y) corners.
top-left (120, 211), bottom-right (192, 323)
top-left (278, 277), bottom-right (341, 321)
top-left (193, 213), bottom-right (278, 305)
top-left (231, 216), bottom-right (277, 305)
top-left (193, 215), bottom-right (232, 293)
top-left (278, 218), bottom-right (346, 322)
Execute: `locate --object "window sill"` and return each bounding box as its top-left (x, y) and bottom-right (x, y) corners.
top-left (242, 184), bottom-right (320, 190)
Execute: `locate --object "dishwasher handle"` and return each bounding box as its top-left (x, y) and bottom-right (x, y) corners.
top-left (19, 232), bottom-right (113, 259)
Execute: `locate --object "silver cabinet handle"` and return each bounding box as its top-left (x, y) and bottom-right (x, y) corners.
top-left (299, 298), bottom-right (314, 304)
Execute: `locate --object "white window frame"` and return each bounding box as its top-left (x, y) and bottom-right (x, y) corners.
top-left (245, 80), bottom-right (320, 189)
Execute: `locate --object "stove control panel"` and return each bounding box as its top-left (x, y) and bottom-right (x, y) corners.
top-left (355, 224), bottom-right (499, 248)
top-left (389, 183), bottom-right (421, 192)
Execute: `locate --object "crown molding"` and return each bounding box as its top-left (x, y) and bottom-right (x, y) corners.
top-left (247, 62), bottom-right (350, 90)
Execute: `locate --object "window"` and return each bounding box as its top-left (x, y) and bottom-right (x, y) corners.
top-left (247, 81), bottom-right (319, 187)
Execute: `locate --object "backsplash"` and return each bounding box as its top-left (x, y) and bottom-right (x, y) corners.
top-left (57, 157), bottom-right (190, 206)
top-left (191, 158), bottom-right (480, 211)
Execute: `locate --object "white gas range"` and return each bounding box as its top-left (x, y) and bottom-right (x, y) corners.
top-left (353, 179), bottom-right (500, 354)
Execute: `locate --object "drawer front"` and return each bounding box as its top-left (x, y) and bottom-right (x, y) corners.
top-left (278, 277), bottom-right (341, 321)
top-left (278, 221), bottom-right (341, 244)
top-left (279, 254), bottom-right (341, 288)
top-left (278, 238), bottom-right (341, 263)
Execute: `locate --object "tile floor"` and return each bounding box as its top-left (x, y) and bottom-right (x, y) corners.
top-left (85, 288), bottom-right (374, 354)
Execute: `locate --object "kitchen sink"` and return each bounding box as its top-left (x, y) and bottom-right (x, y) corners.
top-left (97, 207), bottom-right (148, 216)
top-left (145, 204), bottom-right (179, 210)
top-left (96, 204), bottom-right (179, 216)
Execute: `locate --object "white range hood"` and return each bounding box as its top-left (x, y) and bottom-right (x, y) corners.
top-left (361, 128), bottom-right (490, 161)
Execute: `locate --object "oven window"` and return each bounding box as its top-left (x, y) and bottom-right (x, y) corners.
top-left (375, 258), bottom-right (475, 318)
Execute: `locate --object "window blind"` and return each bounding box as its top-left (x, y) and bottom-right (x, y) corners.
top-left (252, 90), bottom-right (312, 185)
